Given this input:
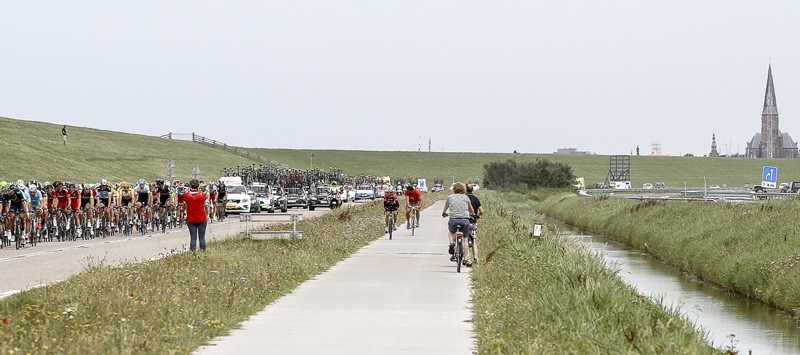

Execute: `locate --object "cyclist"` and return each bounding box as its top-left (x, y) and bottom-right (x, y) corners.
top-left (206, 182), bottom-right (218, 220)
top-left (404, 184), bottom-right (423, 229)
top-left (175, 181), bottom-right (188, 223)
top-left (216, 180), bottom-right (227, 220)
top-left (117, 181), bottom-right (135, 227)
top-left (95, 179), bottom-right (116, 231)
top-left (383, 187), bottom-right (400, 233)
top-left (153, 179), bottom-right (173, 227)
top-left (3, 184), bottom-right (29, 244)
top-left (466, 184), bottom-right (484, 266)
top-left (441, 182), bottom-right (474, 267)
top-left (67, 183), bottom-right (82, 234)
top-left (134, 179), bottom-right (152, 230)
top-left (79, 183), bottom-right (95, 235)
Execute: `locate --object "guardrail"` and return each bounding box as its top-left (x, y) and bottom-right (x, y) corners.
top-left (239, 213), bottom-right (303, 240)
top-left (159, 132), bottom-right (272, 165)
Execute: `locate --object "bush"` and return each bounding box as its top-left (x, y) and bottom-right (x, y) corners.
top-left (483, 159), bottom-right (575, 190)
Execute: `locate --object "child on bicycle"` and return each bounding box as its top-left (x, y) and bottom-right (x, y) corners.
top-left (383, 187), bottom-right (400, 233)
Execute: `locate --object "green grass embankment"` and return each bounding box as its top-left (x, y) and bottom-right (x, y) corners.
top-left (0, 193), bottom-right (448, 354)
top-left (537, 194), bottom-right (800, 318)
top-left (0, 116), bottom-right (254, 182)
top-left (472, 192), bottom-right (717, 353)
top-left (252, 147), bottom-right (800, 189)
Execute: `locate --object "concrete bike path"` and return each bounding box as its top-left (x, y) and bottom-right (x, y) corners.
top-left (197, 200), bottom-right (475, 354)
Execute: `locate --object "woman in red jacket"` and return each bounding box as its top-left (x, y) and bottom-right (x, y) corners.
top-left (185, 179), bottom-right (208, 252)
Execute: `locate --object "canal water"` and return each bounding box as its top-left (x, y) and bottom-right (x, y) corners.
top-left (552, 221), bottom-right (800, 354)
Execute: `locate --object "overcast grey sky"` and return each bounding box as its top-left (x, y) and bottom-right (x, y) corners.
top-left (2, 1), bottom-right (799, 155)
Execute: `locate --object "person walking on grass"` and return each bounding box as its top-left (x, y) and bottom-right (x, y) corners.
top-left (62, 125), bottom-right (68, 145)
top-left (185, 178), bottom-right (208, 252)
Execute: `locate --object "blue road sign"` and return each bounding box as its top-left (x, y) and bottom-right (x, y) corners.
top-left (762, 166), bottom-right (778, 188)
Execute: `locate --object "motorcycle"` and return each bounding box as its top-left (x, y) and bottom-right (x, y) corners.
top-left (329, 193), bottom-right (342, 209)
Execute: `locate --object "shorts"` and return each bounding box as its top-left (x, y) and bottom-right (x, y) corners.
top-left (98, 198), bottom-right (110, 207)
top-left (9, 204), bottom-right (25, 214)
top-left (384, 204), bottom-right (398, 212)
top-left (447, 218), bottom-right (471, 239)
top-left (121, 199), bottom-right (133, 207)
top-left (407, 201), bottom-right (421, 208)
top-left (81, 200), bottom-right (92, 209)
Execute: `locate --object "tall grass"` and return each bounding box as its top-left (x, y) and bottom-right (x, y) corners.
top-left (472, 191), bottom-right (717, 353)
top-left (0, 193), bottom-right (448, 354)
top-left (538, 194), bottom-right (800, 318)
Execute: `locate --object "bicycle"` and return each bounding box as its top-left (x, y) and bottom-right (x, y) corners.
top-left (442, 213), bottom-right (468, 273)
top-left (408, 205), bottom-right (420, 236)
top-left (385, 210), bottom-right (397, 240)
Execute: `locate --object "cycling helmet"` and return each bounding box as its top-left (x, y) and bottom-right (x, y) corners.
top-left (68, 182), bottom-right (76, 189)
top-left (29, 180), bottom-right (38, 187)
top-left (53, 180), bottom-right (63, 188)
top-left (138, 179), bottom-right (146, 185)
top-left (121, 181), bottom-right (130, 188)
top-left (16, 179), bottom-right (24, 187)
top-left (44, 181), bottom-right (51, 189)
top-left (156, 178), bottom-right (165, 185)
top-left (101, 179), bottom-right (108, 186)
top-left (29, 185), bottom-right (38, 193)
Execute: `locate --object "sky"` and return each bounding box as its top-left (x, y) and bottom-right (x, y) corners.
top-left (2, 1), bottom-right (800, 155)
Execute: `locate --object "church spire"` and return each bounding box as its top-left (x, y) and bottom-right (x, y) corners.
top-left (763, 64), bottom-right (778, 115)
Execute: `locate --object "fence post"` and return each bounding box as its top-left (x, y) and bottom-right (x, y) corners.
top-left (168, 132), bottom-right (172, 139)
top-left (192, 132), bottom-right (195, 142)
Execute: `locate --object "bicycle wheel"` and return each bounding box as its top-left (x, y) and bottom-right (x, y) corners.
top-left (455, 240), bottom-right (462, 273)
top-left (411, 214), bottom-right (416, 236)
top-left (388, 214), bottom-right (393, 240)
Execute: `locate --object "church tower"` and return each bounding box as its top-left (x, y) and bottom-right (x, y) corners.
top-left (759, 65), bottom-right (780, 158)
top-left (709, 132), bottom-right (720, 157)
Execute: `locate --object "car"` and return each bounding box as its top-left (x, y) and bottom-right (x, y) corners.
top-left (780, 182), bottom-right (791, 193)
top-left (225, 185), bottom-right (256, 213)
top-left (753, 185), bottom-right (766, 193)
top-left (354, 185), bottom-right (374, 200)
top-left (708, 185), bottom-right (720, 189)
top-left (789, 181), bottom-right (800, 193)
top-left (308, 186), bottom-right (335, 211)
top-left (655, 182), bottom-right (666, 189)
top-left (431, 183), bottom-right (444, 192)
top-left (642, 183), bottom-right (653, 189)
top-left (273, 187), bottom-right (308, 211)
top-left (251, 183), bottom-right (275, 213)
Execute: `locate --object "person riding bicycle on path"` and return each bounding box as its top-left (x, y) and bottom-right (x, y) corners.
top-left (95, 179), bottom-right (116, 231)
top-left (404, 184), bottom-right (422, 229)
top-left (154, 179), bottom-right (174, 225)
top-left (466, 183), bottom-right (484, 266)
top-left (79, 183), bottom-right (95, 235)
top-left (134, 179), bottom-right (153, 230)
top-left (216, 180), bottom-right (227, 219)
top-left (3, 184), bottom-right (30, 245)
top-left (68, 183), bottom-right (82, 232)
top-left (441, 182), bottom-right (474, 267)
top-left (383, 187), bottom-right (400, 233)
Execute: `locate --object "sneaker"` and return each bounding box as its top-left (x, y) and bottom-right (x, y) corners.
top-left (384, 227), bottom-right (389, 233)
top-left (415, 223), bottom-right (420, 228)
top-left (393, 226), bottom-right (397, 231)
top-left (450, 255), bottom-right (456, 262)
top-left (464, 260), bottom-right (472, 267)
top-left (448, 243), bottom-right (455, 255)
top-left (406, 222), bottom-right (411, 230)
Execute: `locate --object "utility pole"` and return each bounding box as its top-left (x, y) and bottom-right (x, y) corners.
top-left (310, 152), bottom-right (314, 170)
top-left (166, 158), bottom-right (175, 179)
top-left (192, 163), bottom-right (201, 180)
top-left (428, 138), bottom-right (431, 152)
top-left (417, 136), bottom-right (421, 152)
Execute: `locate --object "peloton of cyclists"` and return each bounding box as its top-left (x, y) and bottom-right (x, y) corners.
top-left (2, 182), bottom-right (30, 245)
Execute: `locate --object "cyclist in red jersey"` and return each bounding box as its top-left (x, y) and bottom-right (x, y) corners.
top-left (55, 182), bottom-right (71, 210)
top-left (404, 185), bottom-right (423, 229)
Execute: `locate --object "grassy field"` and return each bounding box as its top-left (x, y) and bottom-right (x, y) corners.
top-left (0, 193), bottom-right (448, 353)
top-left (0, 116), bottom-right (254, 182)
top-left (471, 191), bottom-right (717, 353)
top-left (538, 194), bottom-right (800, 319)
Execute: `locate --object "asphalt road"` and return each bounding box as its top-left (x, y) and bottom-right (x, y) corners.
top-left (0, 207), bottom-right (329, 299)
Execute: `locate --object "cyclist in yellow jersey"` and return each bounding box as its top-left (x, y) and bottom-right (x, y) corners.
top-left (117, 181), bottom-right (135, 225)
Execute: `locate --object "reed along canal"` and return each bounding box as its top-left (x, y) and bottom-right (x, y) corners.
top-left (551, 220), bottom-right (800, 353)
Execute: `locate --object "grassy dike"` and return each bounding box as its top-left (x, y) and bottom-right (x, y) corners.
top-left (0, 194), bottom-right (446, 354)
top-left (537, 194), bottom-right (800, 319)
top-left (472, 192), bottom-right (717, 353)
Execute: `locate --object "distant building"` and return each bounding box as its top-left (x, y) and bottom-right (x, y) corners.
top-left (709, 133), bottom-right (720, 157)
top-left (554, 148), bottom-right (591, 155)
top-left (745, 65), bottom-right (800, 158)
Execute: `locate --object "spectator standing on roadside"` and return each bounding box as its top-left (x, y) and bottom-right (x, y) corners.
top-left (185, 178), bottom-right (208, 252)
top-left (62, 125), bottom-right (68, 145)
top-left (466, 184), bottom-right (484, 266)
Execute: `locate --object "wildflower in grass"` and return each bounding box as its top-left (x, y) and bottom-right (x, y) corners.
top-left (2, 318), bottom-right (8, 325)
top-left (129, 292), bottom-right (135, 299)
